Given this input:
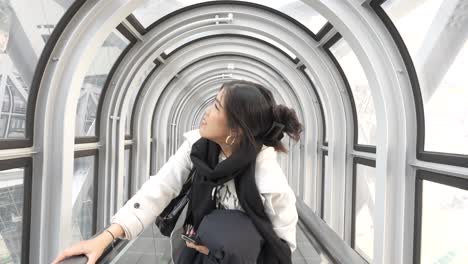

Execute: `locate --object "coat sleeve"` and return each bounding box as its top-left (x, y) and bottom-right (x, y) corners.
top-left (261, 190), bottom-right (298, 253)
top-left (110, 138), bottom-right (193, 240)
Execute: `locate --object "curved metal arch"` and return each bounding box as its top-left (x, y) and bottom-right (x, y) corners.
top-left (370, 1), bottom-right (467, 168)
top-left (151, 56), bottom-right (303, 170)
top-left (141, 0), bottom-right (329, 42)
top-left (104, 3), bottom-right (342, 151)
top-left (97, 5), bottom-right (330, 210)
top-left (163, 33), bottom-right (300, 64)
top-left (323, 33), bottom-right (377, 154)
top-left (31, 1), bottom-right (145, 262)
top-left (131, 37), bottom-right (319, 195)
top-left (97, 3), bottom-right (345, 219)
top-left (173, 72), bottom-right (289, 141)
top-left (153, 55), bottom-right (295, 136)
top-left (300, 0), bottom-right (420, 262)
top-left (165, 74), bottom-right (292, 174)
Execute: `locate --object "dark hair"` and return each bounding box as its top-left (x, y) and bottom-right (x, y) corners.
top-left (221, 80), bottom-right (303, 153)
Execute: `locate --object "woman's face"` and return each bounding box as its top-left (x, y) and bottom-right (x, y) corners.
top-left (199, 88), bottom-right (231, 144)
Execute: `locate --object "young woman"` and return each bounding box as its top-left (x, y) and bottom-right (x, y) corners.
top-left (52, 80), bottom-right (303, 264)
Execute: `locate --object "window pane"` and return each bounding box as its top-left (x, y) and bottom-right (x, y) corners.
top-left (72, 156), bottom-right (96, 242)
top-left (123, 148), bottom-right (131, 203)
top-left (354, 164), bottom-right (376, 261)
top-left (0, 168), bottom-right (24, 264)
top-left (330, 39), bottom-right (377, 145)
top-left (0, 0), bottom-right (72, 139)
top-left (322, 153), bottom-right (331, 221)
top-left (75, 30), bottom-right (130, 137)
top-left (382, 1), bottom-right (468, 155)
top-left (422, 41), bottom-right (468, 155)
top-left (420, 180), bottom-right (468, 263)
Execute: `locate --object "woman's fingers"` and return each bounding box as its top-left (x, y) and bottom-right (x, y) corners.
top-left (52, 248), bottom-right (76, 264)
top-left (185, 241), bottom-right (210, 255)
top-left (51, 242), bottom-right (90, 264)
top-left (85, 254), bottom-right (98, 264)
top-left (185, 241), bottom-right (196, 249)
top-left (198, 245), bottom-right (210, 255)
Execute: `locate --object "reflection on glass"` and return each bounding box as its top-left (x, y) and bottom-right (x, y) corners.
top-left (123, 148), bottom-right (131, 203)
top-left (72, 156), bottom-right (95, 243)
top-left (0, 0), bottom-right (72, 139)
top-left (75, 30), bottom-right (130, 137)
top-left (354, 164), bottom-right (375, 261)
top-left (133, 0), bottom-right (327, 33)
top-left (420, 180), bottom-right (468, 263)
top-left (0, 168), bottom-right (24, 264)
top-left (382, 1), bottom-right (467, 155)
top-left (330, 39), bottom-right (377, 145)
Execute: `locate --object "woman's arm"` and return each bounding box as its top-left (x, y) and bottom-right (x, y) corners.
top-left (110, 138), bottom-right (193, 240)
top-left (255, 152), bottom-right (298, 253)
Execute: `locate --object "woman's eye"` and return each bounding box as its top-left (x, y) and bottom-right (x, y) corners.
top-left (214, 104), bottom-right (219, 110)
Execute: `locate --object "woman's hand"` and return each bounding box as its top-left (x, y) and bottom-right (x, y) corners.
top-left (185, 241), bottom-right (210, 255)
top-left (51, 236), bottom-right (110, 264)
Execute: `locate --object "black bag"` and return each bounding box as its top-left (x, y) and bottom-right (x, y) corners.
top-left (155, 169), bottom-right (195, 237)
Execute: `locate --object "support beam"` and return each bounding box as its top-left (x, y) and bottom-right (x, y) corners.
top-left (415, 0), bottom-right (468, 101)
top-left (7, 11), bottom-right (37, 87)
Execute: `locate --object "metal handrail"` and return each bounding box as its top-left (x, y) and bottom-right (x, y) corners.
top-left (296, 198), bottom-right (367, 264)
top-left (59, 234), bottom-right (130, 264)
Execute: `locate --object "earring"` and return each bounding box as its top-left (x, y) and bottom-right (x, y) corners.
top-left (225, 135), bottom-right (236, 145)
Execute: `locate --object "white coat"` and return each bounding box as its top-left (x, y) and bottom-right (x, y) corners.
top-left (111, 129), bottom-right (298, 256)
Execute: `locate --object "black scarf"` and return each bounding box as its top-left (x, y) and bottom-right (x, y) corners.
top-left (184, 137), bottom-right (292, 264)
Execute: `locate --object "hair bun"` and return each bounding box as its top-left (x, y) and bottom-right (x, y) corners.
top-left (272, 105), bottom-right (303, 141)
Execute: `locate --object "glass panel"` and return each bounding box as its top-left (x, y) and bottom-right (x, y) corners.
top-left (382, 1), bottom-right (468, 155)
top-left (75, 29), bottom-right (130, 137)
top-left (420, 180), bottom-right (468, 263)
top-left (330, 39), bottom-right (377, 145)
top-left (125, 62), bottom-right (156, 136)
top-left (0, 0), bottom-right (72, 139)
top-left (322, 153), bottom-right (331, 222)
top-left (72, 156), bottom-right (96, 243)
top-left (123, 148), bottom-right (131, 203)
top-left (0, 167), bottom-right (24, 264)
top-left (382, 0), bottom-right (444, 57)
top-left (133, 0), bottom-right (327, 33)
top-left (422, 40), bottom-right (468, 155)
top-left (354, 164), bottom-right (375, 261)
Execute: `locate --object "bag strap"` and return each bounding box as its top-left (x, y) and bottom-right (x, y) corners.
top-left (184, 168), bottom-right (195, 184)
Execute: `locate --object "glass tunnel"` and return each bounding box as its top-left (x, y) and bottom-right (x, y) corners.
top-left (0, 0), bottom-right (467, 263)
